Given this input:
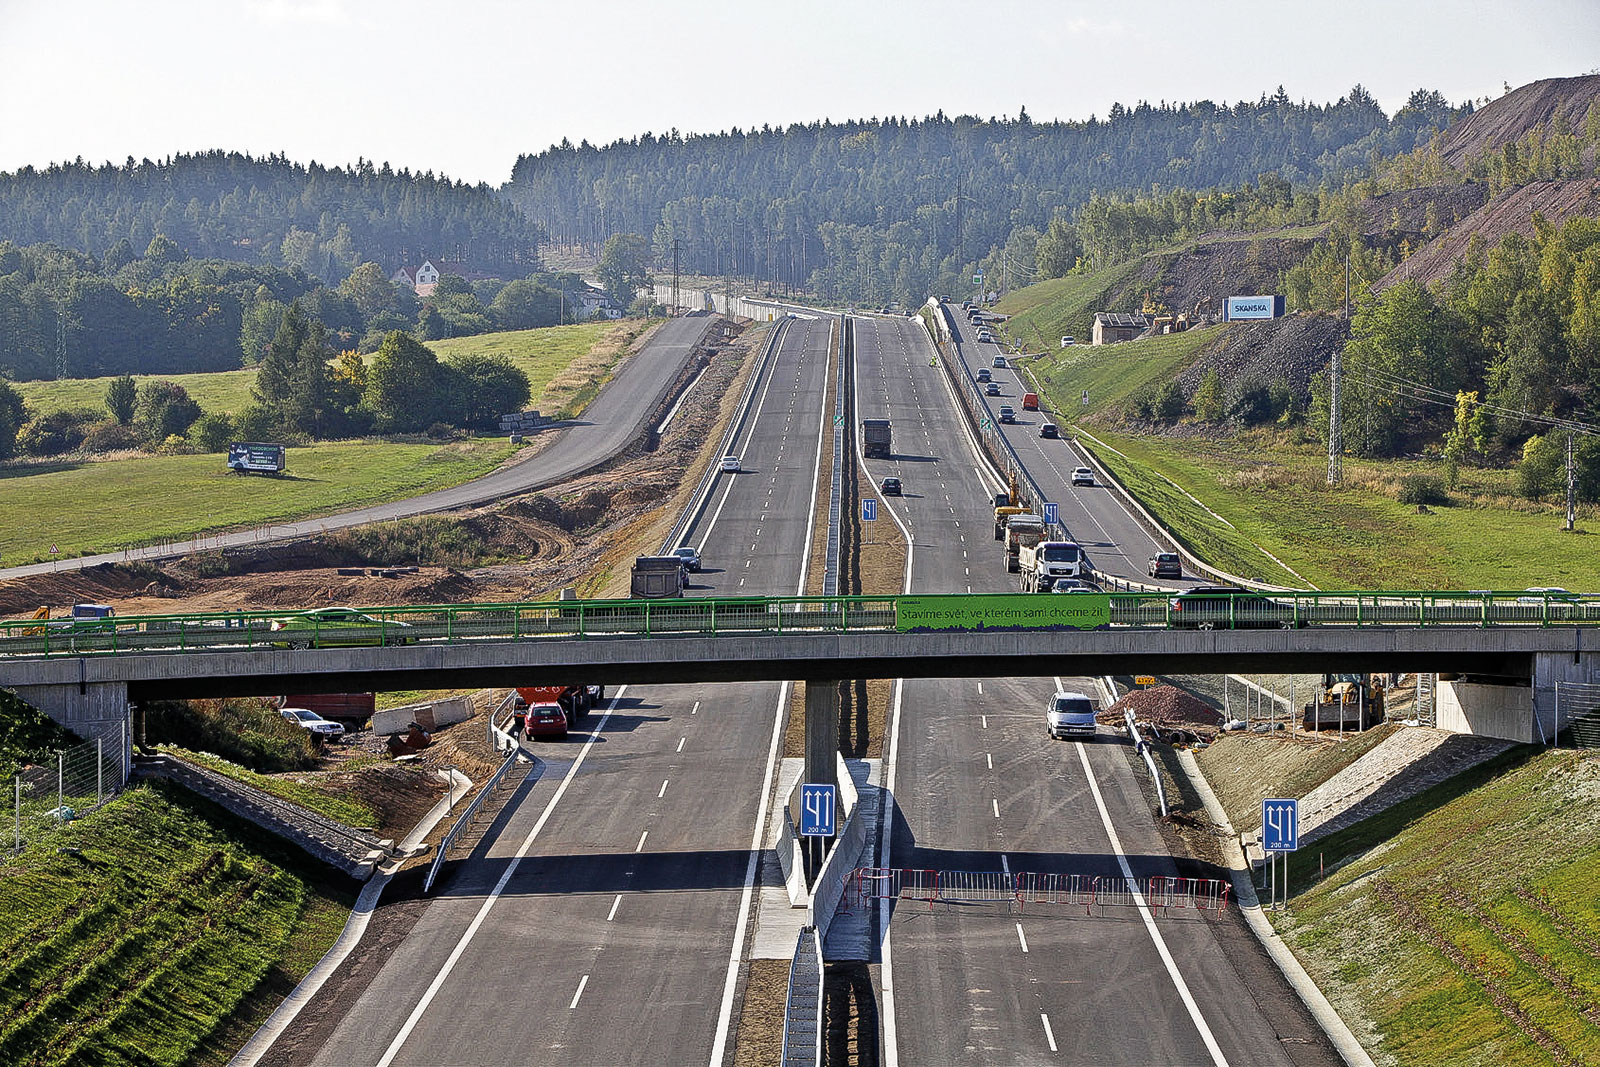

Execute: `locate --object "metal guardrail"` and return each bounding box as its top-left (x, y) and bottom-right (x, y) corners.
top-left (823, 315), bottom-right (848, 596)
top-left (4, 590), bottom-right (1598, 660)
top-left (1126, 708), bottom-right (1169, 817)
top-left (779, 925), bottom-right (824, 1067)
top-left (422, 745), bottom-right (521, 894)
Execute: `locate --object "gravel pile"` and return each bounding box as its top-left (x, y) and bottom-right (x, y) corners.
top-left (1104, 685), bottom-right (1224, 729)
top-left (1175, 313), bottom-right (1345, 399)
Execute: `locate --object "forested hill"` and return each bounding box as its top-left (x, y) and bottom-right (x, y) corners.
top-left (0, 151), bottom-right (545, 282)
top-left (504, 87), bottom-right (1467, 303)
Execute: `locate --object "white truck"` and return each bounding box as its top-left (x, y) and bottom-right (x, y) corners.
top-left (1002, 513), bottom-right (1046, 573)
top-left (1019, 540), bottom-right (1085, 592)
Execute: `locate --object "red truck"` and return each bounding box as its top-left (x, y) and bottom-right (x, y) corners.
top-left (514, 685), bottom-right (606, 731)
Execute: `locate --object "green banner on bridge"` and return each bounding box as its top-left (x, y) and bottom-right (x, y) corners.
top-left (896, 594), bottom-right (1110, 632)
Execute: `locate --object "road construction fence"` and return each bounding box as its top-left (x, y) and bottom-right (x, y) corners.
top-left (849, 867), bottom-right (1229, 918)
top-left (12, 727), bottom-right (128, 853)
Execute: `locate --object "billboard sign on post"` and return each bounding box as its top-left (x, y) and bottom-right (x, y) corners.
top-left (1224, 295), bottom-right (1286, 321)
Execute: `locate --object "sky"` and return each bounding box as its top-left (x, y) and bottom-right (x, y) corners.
top-left (2, 0), bottom-right (1597, 187)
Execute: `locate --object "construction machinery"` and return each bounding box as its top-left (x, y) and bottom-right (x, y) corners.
top-left (992, 468), bottom-right (1031, 540)
top-left (1302, 673), bottom-right (1386, 731)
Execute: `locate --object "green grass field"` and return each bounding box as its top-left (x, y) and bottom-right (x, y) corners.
top-left (1030, 326), bottom-right (1222, 420)
top-left (992, 261), bottom-right (1142, 353)
top-left (0, 438), bottom-right (515, 564)
top-left (0, 781), bottom-right (353, 1067)
top-left (13, 321), bottom-right (631, 419)
top-left (1080, 428), bottom-right (1600, 590)
top-left (1272, 747), bottom-right (1600, 1066)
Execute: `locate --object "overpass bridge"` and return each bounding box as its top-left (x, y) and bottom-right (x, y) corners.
top-left (6, 591), bottom-right (1598, 760)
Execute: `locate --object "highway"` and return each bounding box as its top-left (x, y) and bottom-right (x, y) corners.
top-left (856, 313), bottom-right (1336, 1065)
top-left (296, 316), bottom-right (833, 1066)
top-left (943, 307), bottom-right (1187, 588)
top-left (0, 314), bottom-right (717, 581)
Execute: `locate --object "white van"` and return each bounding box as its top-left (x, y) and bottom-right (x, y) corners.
top-left (1047, 691), bottom-right (1098, 739)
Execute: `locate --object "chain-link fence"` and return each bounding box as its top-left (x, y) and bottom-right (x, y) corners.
top-left (11, 725), bottom-right (128, 852)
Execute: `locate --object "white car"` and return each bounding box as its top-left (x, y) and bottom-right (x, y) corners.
top-left (1047, 691), bottom-right (1098, 739)
top-left (281, 707), bottom-right (345, 740)
top-left (721, 455), bottom-right (741, 473)
top-left (1071, 468), bottom-right (1095, 487)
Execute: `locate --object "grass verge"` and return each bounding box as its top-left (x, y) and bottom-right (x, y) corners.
top-left (0, 781), bottom-right (354, 1067)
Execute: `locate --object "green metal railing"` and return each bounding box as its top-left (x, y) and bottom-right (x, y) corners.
top-left (0, 590), bottom-right (1595, 660)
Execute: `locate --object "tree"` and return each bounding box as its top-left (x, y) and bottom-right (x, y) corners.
top-left (134, 380), bottom-right (201, 441)
top-left (105, 373), bottom-right (137, 425)
top-left (284, 319), bottom-right (335, 436)
top-left (596, 233), bottom-right (652, 309)
top-left (1192, 369), bottom-right (1224, 422)
top-left (444, 354), bottom-right (530, 429)
top-left (253, 302), bottom-right (306, 414)
top-left (363, 331), bottom-right (444, 432)
top-left (0, 378), bottom-right (25, 459)
top-left (490, 278), bottom-right (562, 330)
top-left (338, 262), bottom-right (399, 319)
top-left (189, 412), bottom-right (237, 453)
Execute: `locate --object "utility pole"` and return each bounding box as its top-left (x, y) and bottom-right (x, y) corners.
top-left (672, 238), bottom-right (680, 317)
top-left (1329, 255), bottom-right (1347, 486)
top-left (1566, 433), bottom-right (1577, 532)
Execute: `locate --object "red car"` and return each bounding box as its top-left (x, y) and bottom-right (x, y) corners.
top-left (520, 702), bottom-right (569, 739)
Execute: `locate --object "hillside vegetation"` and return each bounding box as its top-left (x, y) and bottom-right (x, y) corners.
top-left (0, 781), bottom-right (353, 1067)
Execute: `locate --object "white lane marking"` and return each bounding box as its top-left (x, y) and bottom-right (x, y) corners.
top-left (691, 702), bottom-right (699, 715)
top-left (606, 895), bottom-right (622, 922)
top-left (1076, 743), bottom-right (1230, 1066)
top-left (569, 975), bottom-right (589, 1010)
top-left (986, 753), bottom-right (993, 770)
top-left (993, 798), bottom-right (1000, 818)
top-left (374, 690), bottom-right (629, 1064)
top-left (977, 681), bottom-right (983, 694)
top-left (981, 714), bottom-right (988, 729)
top-left (677, 736), bottom-right (686, 752)
top-left (1016, 923), bottom-right (1030, 953)
top-left (1041, 1014), bottom-right (1058, 1053)
top-left (658, 779), bottom-right (669, 798)
top-left (636, 830), bottom-right (649, 853)
top-left (739, 578), bottom-right (746, 587)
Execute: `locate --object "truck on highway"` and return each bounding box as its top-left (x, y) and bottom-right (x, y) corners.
top-left (992, 468), bottom-right (1031, 540)
top-left (861, 418), bottom-right (892, 458)
top-left (516, 684), bottom-right (606, 729)
top-left (1019, 540), bottom-right (1085, 592)
top-left (631, 556), bottom-right (685, 598)
top-left (1002, 513), bottom-right (1046, 573)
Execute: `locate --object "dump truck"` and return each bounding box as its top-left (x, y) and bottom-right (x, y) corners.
top-left (861, 419), bottom-right (892, 458)
top-left (631, 555), bottom-right (686, 598)
top-left (1019, 540), bottom-right (1085, 592)
top-left (1003, 513), bottom-right (1047, 573)
top-left (1302, 673), bottom-right (1386, 731)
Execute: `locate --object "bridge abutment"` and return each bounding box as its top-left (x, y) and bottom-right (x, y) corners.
top-left (10, 679), bottom-right (132, 778)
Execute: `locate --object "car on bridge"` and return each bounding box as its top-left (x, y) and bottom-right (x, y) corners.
top-left (1168, 586), bottom-right (1305, 630)
top-left (269, 607), bottom-right (413, 649)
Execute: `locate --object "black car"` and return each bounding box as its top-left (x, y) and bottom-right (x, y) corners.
top-left (1039, 423), bottom-right (1059, 439)
top-left (1168, 585), bottom-right (1304, 630)
top-left (1148, 552), bottom-right (1181, 579)
top-left (998, 406), bottom-right (1015, 423)
top-left (881, 477), bottom-right (902, 496)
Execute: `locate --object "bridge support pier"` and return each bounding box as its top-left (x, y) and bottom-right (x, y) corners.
top-left (802, 679), bottom-right (841, 879)
top-left (10, 680), bottom-right (132, 780)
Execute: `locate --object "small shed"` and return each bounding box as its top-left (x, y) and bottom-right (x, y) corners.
top-left (1091, 312), bottom-right (1150, 346)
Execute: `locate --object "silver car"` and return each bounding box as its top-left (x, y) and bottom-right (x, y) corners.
top-left (1047, 691), bottom-right (1098, 739)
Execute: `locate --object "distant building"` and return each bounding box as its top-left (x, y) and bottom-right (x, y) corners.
top-left (390, 259), bottom-right (444, 297)
top-left (1092, 312), bottom-right (1150, 346)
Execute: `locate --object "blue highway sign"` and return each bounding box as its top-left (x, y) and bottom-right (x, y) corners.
top-left (862, 499), bottom-right (878, 522)
top-left (800, 783), bottom-right (837, 837)
top-left (1043, 502), bottom-right (1058, 525)
top-left (1261, 798), bottom-right (1299, 852)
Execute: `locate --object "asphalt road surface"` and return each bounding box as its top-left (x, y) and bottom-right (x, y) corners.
top-left (855, 313), bottom-right (1337, 1066)
top-left (296, 316), bottom-right (833, 1067)
top-left (0, 314), bottom-right (717, 582)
